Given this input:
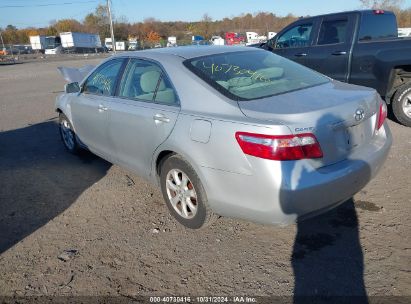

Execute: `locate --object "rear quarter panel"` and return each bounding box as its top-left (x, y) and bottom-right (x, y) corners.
top-left (350, 38), bottom-right (411, 97)
top-left (152, 111), bottom-right (292, 183)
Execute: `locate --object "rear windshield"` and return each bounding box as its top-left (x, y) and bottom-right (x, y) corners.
top-left (358, 12), bottom-right (397, 41)
top-left (184, 50), bottom-right (329, 101)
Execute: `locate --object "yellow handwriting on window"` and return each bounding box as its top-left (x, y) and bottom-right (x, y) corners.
top-left (201, 62), bottom-right (272, 83)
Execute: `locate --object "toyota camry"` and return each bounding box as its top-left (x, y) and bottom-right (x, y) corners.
top-left (56, 46), bottom-right (392, 229)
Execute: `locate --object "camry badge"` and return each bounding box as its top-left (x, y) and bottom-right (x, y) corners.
top-left (354, 108), bottom-right (365, 121)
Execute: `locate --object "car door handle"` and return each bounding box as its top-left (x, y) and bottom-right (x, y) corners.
top-left (294, 53), bottom-right (307, 57)
top-left (332, 51), bottom-right (347, 56)
top-left (98, 104), bottom-right (108, 112)
top-left (153, 113), bottom-right (170, 123)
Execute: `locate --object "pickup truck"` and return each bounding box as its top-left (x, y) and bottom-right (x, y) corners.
top-left (259, 10), bottom-right (411, 126)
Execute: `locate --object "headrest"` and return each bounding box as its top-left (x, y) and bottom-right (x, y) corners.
top-left (253, 67), bottom-right (284, 81)
top-left (140, 70), bottom-right (165, 93)
top-left (228, 77), bottom-right (253, 87)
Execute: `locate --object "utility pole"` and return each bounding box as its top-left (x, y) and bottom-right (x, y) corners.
top-left (0, 31), bottom-right (5, 51)
top-left (107, 0), bottom-right (116, 52)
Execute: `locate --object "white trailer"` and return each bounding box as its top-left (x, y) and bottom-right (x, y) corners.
top-left (60, 32), bottom-right (103, 53)
top-left (245, 32), bottom-right (267, 45)
top-left (29, 35), bottom-right (46, 51)
top-left (128, 37), bottom-right (138, 50)
top-left (211, 36), bottom-right (225, 45)
top-left (115, 41), bottom-right (126, 51)
top-left (398, 28), bottom-right (411, 37)
top-left (246, 32), bottom-right (259, 42)
top-left (105, 37), bottom-right (113, 50)
top-left (268, 32), bottom-right (277, 39)
top-left (167, 36), bottom-right (177, 47)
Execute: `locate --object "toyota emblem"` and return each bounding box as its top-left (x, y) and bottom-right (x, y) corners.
top-left (354, 108), bottom-right (365, 121)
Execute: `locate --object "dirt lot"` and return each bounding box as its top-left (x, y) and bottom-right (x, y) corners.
top-left (0, 57), bottom-right (410, 301)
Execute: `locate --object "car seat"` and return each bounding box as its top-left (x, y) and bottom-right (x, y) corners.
top-left (137, 70), bottom-right (175, 103)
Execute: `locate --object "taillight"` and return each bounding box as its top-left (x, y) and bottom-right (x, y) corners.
top-left (376, 101), bottom-right (387, 130)
top-left (235, 132), bottom-right (323, 161)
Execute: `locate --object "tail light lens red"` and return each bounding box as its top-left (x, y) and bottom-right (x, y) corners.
top-left (235, 132), bottom-right (323, 161)
top-left (376, 101), bottom-right (387, 130)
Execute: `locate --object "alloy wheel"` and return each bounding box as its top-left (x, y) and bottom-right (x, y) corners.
top-left (60, 119), bottom-right (75, 150)
top-left (165, 169), bottom-right (198, 219)
top-left (402, 92), bottom-right (411, 119)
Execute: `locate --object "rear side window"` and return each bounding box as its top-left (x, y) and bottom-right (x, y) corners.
top-left (184, 50), bottom-right (329, 101)
top-left (358, 12), bottom-right (397, 41)
top-left (318, 19), bottom-right (348, 45)
top-left (83, 59), bottom-right (123, 96)
top-left (119, 59), bottom-right (177, 104)
top-left (276, 23), bottom-right (313, 48)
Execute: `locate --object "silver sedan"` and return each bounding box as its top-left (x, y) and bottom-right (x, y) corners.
top-left (56, 46), bottom-right (392, 229)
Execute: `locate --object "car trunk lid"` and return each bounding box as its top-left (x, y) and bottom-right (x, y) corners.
top-left (238, 81), bottom-right (379, 168)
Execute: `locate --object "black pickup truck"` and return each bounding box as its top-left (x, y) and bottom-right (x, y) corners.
top-left (259, 10), bottom-right (411, 126)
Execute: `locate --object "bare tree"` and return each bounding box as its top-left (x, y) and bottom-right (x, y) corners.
top-left (359, 0), bottom-right (404, 9)
top-left (198, 13), bottom-right (213, 39)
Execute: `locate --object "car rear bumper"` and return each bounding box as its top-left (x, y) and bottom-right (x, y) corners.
top-left (199, 123), bottom-right (392, 225)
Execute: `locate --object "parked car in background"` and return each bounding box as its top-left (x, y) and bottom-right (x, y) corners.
top-left (258, 10), bottom-right (411, 126)
top-left (2, 44), bottom-right (33, 55)
top-left (14, 45), bottom-right (33, 54)
top-left (56, 46), bottom-right (391, 229)
top-left (225, 32), bottom-right (246, 45)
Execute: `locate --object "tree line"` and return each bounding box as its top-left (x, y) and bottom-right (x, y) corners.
top-left (1, 1), bottom-right (410, 45)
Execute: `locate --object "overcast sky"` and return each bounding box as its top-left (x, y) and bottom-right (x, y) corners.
top-left (1, 0), bottom-right (411, 28)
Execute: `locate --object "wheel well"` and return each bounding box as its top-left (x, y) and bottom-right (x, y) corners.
top-left (387, 66), bottom-right (411, 101)
top-left (156, 150), bottom-right (175, 176)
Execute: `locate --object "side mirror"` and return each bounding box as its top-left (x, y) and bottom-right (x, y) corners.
top-left (264, 39), bottom-right (275, 51)
top-left (65, 82), bottom-right (80, 94)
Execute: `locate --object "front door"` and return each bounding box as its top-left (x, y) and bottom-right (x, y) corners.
top-left (271, 21), bottom-right (316, 66)
top-left (71, 58), bottom-right (125, 160)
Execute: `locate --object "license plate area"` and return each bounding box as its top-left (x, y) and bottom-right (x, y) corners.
top-left (346, 120), bottom-right (371, 150)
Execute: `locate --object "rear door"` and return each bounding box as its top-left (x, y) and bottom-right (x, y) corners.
top-left (71, 58), bottom-right (125, 160)
top-left (271, 20), bottom-right (318, 66)
top-left (305, 14), bottom-right (354, 81)
top-left (107, 58), bottom-right (180, 178)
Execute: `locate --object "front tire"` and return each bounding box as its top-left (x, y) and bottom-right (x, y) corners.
top-left (392, 83), bottom-right (411, 127)
top-left (159, 155), bottom-right (218, 229)
top-left (59, 113), bottom-right (81, 154)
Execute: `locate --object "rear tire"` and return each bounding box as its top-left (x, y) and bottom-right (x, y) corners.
top-left (59, 113), bottom-right (81, 154)
top-left (159, 155), bottom-right (218, 229)
top-left (392, 83), bottom-right (411, 127)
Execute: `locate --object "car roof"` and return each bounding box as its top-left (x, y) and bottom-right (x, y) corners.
top-left (116, 45), bottom-right (261, 60)
top-left (296, 9), bottom-right (394, 21)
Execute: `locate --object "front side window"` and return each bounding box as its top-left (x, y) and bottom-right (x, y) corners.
top-left (184, 50), bottom-right (329, 101)
top-left (276, 23), bottom-right (313, 48)
top-left (318, 19), bottom-right (348, 45)
top-left (118, 59), bottom-right (177, 104)
top-left (83, 59), bottom-right (124, 96)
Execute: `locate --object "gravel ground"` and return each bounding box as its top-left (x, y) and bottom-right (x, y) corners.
top-left (0, 58), bottom-right (410, 301)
